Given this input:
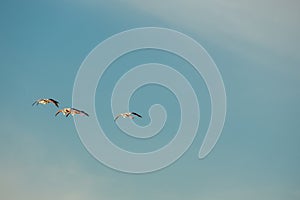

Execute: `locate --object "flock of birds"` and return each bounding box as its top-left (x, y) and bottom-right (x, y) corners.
top-left (32, 98), bottom-right (142, 122)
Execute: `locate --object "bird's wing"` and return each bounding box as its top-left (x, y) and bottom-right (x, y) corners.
top-left (71, 108), bottom-right (89, 116)
top-left (131, 112), bottom-right (142, 118)
top-left (114, 114), bottom-right (121, 122)
top-left (73, 109), bottom-right (81, 115)
top-left (71, 108), bottom-right (81, 113)
top-left (55, 110), bottom-right (62, 116)
top-left (80, 111), bottom-right (89, 116)
top-left (49, 99), bottom-right (59, 107)
top-left (32, 99), bottom-right (41, 106)
top-left (32, 101), bottom-right (38, 106)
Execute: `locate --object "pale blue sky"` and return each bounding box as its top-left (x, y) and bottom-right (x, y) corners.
top-left (1, 0), bottom-right (300, 199)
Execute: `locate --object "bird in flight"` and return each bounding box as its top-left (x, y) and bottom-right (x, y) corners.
top-left (32, 98), bottom-right (60, 108)
top-left (114, 112), bottom-right (142, 122)
top-left (55, 108), bottom-right (89, 117)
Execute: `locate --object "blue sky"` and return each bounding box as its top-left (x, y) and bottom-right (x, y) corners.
top-left (1, 0), bottom-right (300, 199)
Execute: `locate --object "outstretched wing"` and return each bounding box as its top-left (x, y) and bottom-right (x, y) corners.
top-left (55, 110), bottom-right (62, 116)
top-left (71, 108), bottom-right (89, 116)
top-left (80, 111), bottom-right (89, 116)
top-left (49, 99), bottom-right (59, 107)
top-left (131, 112), bottom-right (142, 118)
top-left (71, 108), bottom-right (81, 113)
top-left (114, 114), bottom-right (121, 122)
top-left (32, 99), bottom-right (41, 106)
top-left (32, 101), bottom-right (38, 106)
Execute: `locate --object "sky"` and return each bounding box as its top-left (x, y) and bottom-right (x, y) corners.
top-left (1, 0), bottom-right (300, 199)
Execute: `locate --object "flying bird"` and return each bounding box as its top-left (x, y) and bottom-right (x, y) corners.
top-left (32, 98), bottom-right (60, 107)
top-left (55, 108), bottom-right (71, 117)
top-left (114, 112), bottom-right (142, 122)
top-left (55, 108), bottom-right (89, 117)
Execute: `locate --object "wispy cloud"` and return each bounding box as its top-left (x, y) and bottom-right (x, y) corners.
top-left (124, 0), bottom-right (300, 61)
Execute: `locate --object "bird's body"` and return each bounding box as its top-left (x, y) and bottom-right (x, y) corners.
top-left (114, 112), bottom-right (142, 121)
top-left (55, 108), bottom-right (71, 116)
top-left (55, 108), bottom-right (89, 117)
top-left (32, 98), bottom-right (59, 107)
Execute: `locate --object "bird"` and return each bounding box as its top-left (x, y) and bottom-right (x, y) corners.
top-left (55, 108), bottom-right (89, 117)
top-left (55, 108), bottom-right (71, 117)
top-left (114, 112), bottom-right (142, 122)
top-left (32, 98), bottom-right (60, 108)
